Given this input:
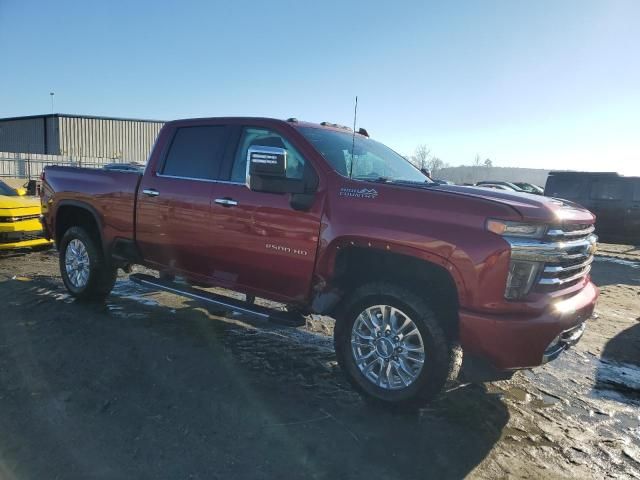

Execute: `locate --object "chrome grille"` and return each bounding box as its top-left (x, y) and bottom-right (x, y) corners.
top-left (537, 224), bottom-right (597, 289)
top-left (546, 224), bottom-right (595, 239)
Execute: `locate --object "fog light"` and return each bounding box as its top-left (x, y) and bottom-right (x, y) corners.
top-left (505, 260), bottom-right (542, 300)
top-left (555, 296), bottom-right (579, 314)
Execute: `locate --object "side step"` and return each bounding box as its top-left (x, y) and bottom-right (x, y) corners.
top-left (129, 273), bottom-right (306, 327)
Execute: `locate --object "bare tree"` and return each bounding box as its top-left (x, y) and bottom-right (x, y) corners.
top-left (428, 157), bottom-right (445, 174)
top-left (410, 144), bottom-right (431, 170)
top-left (407, 145), bottom-right (449, 177)
top-left (473, 154), bottom-right (482, 167)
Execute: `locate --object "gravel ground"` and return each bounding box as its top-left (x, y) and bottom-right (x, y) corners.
top-left (0, 244), bottom-right (638, 479)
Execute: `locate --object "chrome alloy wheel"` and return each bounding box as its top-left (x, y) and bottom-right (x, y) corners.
top-left (65, 239), bottom-right (90, 288)
top-left (351, 305), bottom-right (426, 390)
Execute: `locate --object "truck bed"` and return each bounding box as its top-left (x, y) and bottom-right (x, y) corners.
top-left (42, 166), bottom-right (142, 246)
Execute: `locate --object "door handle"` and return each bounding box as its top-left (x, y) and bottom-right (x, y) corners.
top-left (142, 188), bottom-right (160, 197)
top-left (214, 198), bottom-right (238, 207)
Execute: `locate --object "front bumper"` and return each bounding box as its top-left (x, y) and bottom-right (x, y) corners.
top-left (459, 281), bottom-right (598, 370)
top-left (0, 218), bottom-right (53, 251)
top-left (0, 236), bottom-right (52, 250)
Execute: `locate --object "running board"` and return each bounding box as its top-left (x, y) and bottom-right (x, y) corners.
top-left (129, 273), bottom-right (306, 327)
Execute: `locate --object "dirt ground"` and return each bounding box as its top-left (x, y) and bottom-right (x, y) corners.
top-left (0, 244), bottom-right (638, 479)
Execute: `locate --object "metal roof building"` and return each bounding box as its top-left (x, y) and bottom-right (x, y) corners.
top-left (0, 114), bottom-right (165, 162)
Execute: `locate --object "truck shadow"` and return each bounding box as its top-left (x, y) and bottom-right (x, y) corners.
top-left (0, 247), bottom-right (55, 260)
top-left (595, 322), bottom-right (640, 401)
top-left (0, 277), bottom-right (508, 479)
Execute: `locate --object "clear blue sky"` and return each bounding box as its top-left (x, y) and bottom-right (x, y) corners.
top-left (1, 0), bottom-right (638, 174)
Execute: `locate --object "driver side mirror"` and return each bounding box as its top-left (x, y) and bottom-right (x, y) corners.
top-left (248, 145), bottom-right (288, 178)
top-left (16, 187), bottom-right (27, 196)
top-left (247, 145), bottom-right (319, 211)
top-left (247, 145), bottom-right (304, 194)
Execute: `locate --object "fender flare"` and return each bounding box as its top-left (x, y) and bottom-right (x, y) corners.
top-left (54, 199), bottom-right (105, 250)
top-left (314, 236), bottom-right (469, 309)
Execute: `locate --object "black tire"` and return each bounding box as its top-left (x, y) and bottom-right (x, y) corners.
top-left (334, 282), bottom-right (459, 408)
top-left (59, 226), bottom-right (117, 302)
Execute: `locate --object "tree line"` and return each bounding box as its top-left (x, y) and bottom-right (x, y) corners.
top-left (408, 145), bottom-right (493, 176)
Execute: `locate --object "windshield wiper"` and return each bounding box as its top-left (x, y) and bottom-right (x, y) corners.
top-left (355, 176), bottom-right (393, 183)
top-left (392, 179), bottom-right (435, 186)
top-left (356, 176), bottom-right (436, 186)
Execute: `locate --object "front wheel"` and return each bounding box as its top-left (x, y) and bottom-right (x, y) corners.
top-left (334, 282), bottom-right (458, 408)
top-left (59, 226), bottom-right (117, 301)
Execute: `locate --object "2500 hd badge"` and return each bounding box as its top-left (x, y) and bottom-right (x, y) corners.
top-left (265, 243), bottom-right (309, 256)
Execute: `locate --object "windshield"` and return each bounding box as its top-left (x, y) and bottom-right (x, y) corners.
top-left (514, 182), bottom-right (539, 193)
top-left (0, 181), bottom-right (18, 196)
top-left (297, 127), bottom-right (432, 184)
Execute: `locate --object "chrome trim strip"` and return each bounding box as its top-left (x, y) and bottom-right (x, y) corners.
top-left (156, 173), bottom-right (245, 186)
top-left (543, 256), bottom-right (594, 274)
top-left (539, 264), bottom-right (592, 285)
top-left (547, 226), bottom-right (595, 238)
top-left (562, 252), bottom-right (594, 261)
top-left (508, 234), bottom-right (597, 263)
top-left (142, 189), bottom-right (160, 197)
top-left (542, 321), bottom-right (587, 363)
top-left (214, 198), bottom-right (239, 207)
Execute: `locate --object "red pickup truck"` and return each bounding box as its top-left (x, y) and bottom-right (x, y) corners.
top-left (41, 117), bottom-right (599, 407)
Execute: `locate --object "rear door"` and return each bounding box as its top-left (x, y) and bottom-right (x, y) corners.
top-left (589, 177), bottom-right (627, 239)
top-left (136, 123), bottom-right (230, 278)
top-left (625, 179), bottom-right (640, 243)
top-left (207, 125), bottom-right (323, 302)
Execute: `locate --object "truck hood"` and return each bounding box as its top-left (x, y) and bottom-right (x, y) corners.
top-left (431, 185), bottom-right (595, 224)
top-left (0, 194), bottom-right (43, 218)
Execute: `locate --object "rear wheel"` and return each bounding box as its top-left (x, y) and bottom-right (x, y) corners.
top-left (334, 282), bottom-right (457, 408)
top-left (59, 226), bottom-right (117, 301)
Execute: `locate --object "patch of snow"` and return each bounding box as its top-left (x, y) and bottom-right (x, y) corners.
top-left (595, 256), bottom-right (640, 268)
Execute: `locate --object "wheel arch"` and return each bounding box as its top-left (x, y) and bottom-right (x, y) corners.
top-left (54, 200), bottom-right (104, 252)
top-left (317, 242), bottom-right (465, 340)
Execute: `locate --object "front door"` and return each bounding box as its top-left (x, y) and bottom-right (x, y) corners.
top-left (136, 124), bottom-right (230, 278)
top-left (208, 126), bottom-right (323, 302)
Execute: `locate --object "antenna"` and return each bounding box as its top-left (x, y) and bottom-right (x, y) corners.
top-left (349, 96), bottom-right (358, 178)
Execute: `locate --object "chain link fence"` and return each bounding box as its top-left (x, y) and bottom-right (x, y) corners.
top-left (0, 152), bottom-right (135, 179)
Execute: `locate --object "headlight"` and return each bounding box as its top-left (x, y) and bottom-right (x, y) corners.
top-left (487, 219), bottom-right (547, 300)
top-left (505, 260), bottom-right (542, 300)
top-left (486, 219), bottom-right (547, 239)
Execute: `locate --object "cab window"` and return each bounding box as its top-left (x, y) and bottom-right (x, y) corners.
top-left (231, 127), bottom-right (305, 183)
top-left (590, 179), bottom-right (624, 201)
top-left (162, 126), bottom-right (228, 180)
top-left (545, 176), bottom-right (583, 200)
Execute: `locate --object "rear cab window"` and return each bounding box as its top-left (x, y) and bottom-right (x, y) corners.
top-left (161, 126), bottom-right (228, 180)
top-left (544, 176), bottom-right (585, 200)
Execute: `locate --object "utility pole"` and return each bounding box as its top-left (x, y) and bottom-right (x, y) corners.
top-left (50, 92), bottom-right (55, 114)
